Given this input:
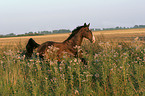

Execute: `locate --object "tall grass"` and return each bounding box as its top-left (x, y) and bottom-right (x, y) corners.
top-left (0, 37), bottom-right (145, 96)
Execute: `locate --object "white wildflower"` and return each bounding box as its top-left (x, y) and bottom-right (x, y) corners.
top-left (75, 90), bottom-right (79, 95)
top-left (95, 73), bottom-right (99, 78)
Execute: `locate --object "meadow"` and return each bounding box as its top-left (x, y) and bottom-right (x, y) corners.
top-left (0, 28), bottom-right (145, 95)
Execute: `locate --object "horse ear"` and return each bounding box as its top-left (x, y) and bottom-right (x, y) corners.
top-left (84, 23), bottom-right (87, 26)
top-left (88, 23), bottom-right (90, 27)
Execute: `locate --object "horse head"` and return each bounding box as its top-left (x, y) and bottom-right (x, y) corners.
top-left (81, 23), bottom-right (95, 43)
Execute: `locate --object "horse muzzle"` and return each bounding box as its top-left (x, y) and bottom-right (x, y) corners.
top-left (92, 35), bottom-right (95, 43)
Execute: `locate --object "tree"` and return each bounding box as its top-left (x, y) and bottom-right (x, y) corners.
top-left (6, 33), bottom-right (16, 36)
top-left (133, 25), bottom-right (139, 28)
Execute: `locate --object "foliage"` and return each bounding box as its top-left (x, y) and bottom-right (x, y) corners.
top-left (0, 38), bottom-right (145, 95)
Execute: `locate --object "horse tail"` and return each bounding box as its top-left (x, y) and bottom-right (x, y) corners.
top-left (25, 38), bottom-right (40, 59)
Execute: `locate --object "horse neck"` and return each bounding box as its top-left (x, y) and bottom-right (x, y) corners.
top-left (63, 31), bottom-right (83, 47)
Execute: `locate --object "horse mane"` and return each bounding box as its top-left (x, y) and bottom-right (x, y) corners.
top-left (64, 25), bottom-right (85, 41)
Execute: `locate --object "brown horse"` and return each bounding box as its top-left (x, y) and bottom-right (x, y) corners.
top-left (25, 23), bottom-right (95, 64)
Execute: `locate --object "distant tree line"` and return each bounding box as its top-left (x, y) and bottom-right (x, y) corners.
top-left (25, 29), bottom-right (71, 35)
top-left (0, 29), bottom-right (71, 38)
top-left (91, 25), bottom-right (145, 31)
top-left (0, 25), bottom-right (145, 38)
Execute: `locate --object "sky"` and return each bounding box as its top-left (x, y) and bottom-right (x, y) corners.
top-left (0, 0), bottom-right (145, 35)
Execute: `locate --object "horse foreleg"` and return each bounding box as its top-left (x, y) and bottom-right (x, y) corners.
top-left (81, 58), bottom-right (87, 65)
top-left (76, 50), bottom-right (87, 65)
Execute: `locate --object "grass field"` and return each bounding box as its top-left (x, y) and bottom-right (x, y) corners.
top-left (0, 28), bottom-right (145, 95)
